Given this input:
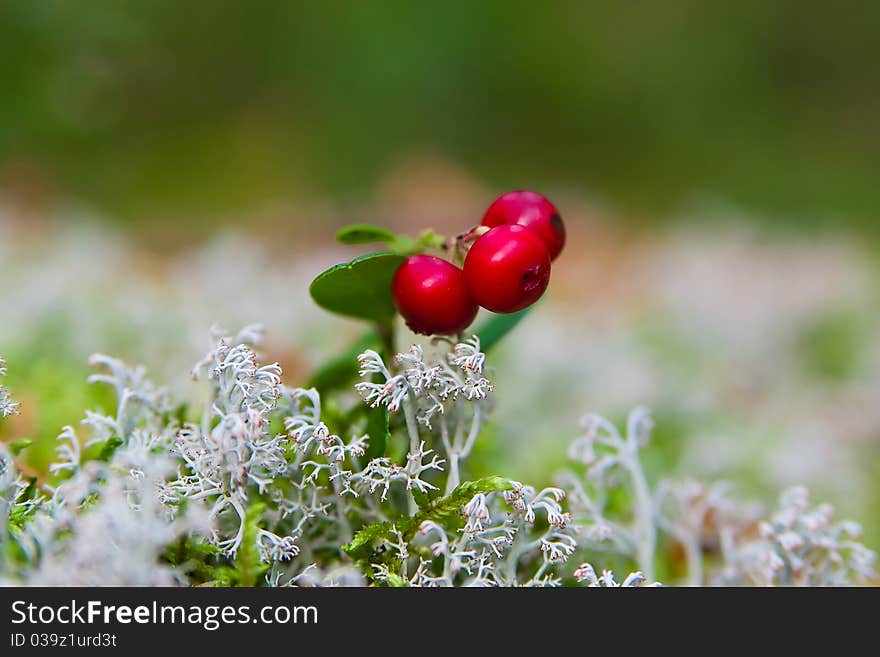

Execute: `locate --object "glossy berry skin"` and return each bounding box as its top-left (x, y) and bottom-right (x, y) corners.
top-left (392, 255), bottom-right (479, 335)
top-left (463, 224), bottom-right (551, 314)
top-left (482, 190), bottom-right (565, 260)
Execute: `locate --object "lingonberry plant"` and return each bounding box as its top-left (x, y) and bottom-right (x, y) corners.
top-left (0, 193), bottom-right (876, 586)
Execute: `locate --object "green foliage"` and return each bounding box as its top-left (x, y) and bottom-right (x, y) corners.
top-left (343, 476), bottom-right (513, 563)
top-left (95, 436), bottom-right (124, 462)
top-left (306, 329), bottom-right (379, 395)
top-left (8, 439), bottom-right (31, 457)
top-left (410, 485), bottom-right (439, 511)
top-left (342, 520), bottom-right (395, 561)
top-left (215, 503), bottom-right (269, 588)
top-left (336, 224), bottom-right (397, 245)
top-left (166, 402), bottom-right (191, 428)
top-left (336, 223), bottom-right (446, 255)
top-left (408, 476), bottom-right (512, 537)
top-left (380, 571), bottom-right (408, 586)
top-left (235, 503), bottom-right (270, 587)
top-left (306, 271), bottom-right (531, 401)
top-left (0, 352), bottom-right (116, 475)
top-left (475, 306), bottom-right (534, 353)
top-left (385, 229), bottom-right (446, 256)
top-left (6, 525), bottom-right (31, 566)
top-left (163, 537), bottom-right (224, 585)
top-left (7, 490), bottom-right (38, 530)
top-left (363, 405), bottom-right (389, 460)
top-left (309, 252), bottom-right (405, 322)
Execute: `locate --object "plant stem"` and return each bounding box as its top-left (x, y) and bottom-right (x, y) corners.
top-left (329, 469), bottom-right (353, 544)
top-left (376, 319), bottom-right (395, 362)
top-left (439, 416), bottom-right (458, 495)
top-left (685, 533), bottom-right (702, 587)
top-left (401, 396), bottom-right (420, 515)
top-left (446, 455), bottom-right (460, 495)
top-left (625, 454), bottom-right (656, 582)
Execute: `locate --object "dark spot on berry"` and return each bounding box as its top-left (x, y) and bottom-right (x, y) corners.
top-left (521, 265), bottom-right (542, 293)
top-left (550, 213), bottom-right (563, 231)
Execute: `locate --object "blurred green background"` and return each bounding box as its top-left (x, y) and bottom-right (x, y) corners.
top-left (1, 0), bottom-right (878, 231)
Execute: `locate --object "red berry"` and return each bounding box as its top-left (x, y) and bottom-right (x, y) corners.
top-left (482, 190), bottom-right (565, 260)
top-left (463, 224), bottom-right (551, 313)
top-left (391, 255), bottom-right (479, 335)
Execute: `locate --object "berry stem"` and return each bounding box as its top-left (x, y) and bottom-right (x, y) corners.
top-left (376, 319), bottom-right (395, 363)
top-left (443, 225), bottom-right (489, 266)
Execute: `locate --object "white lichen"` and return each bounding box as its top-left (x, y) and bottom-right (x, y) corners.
top-left (0, 331), bottom-right (873, 588)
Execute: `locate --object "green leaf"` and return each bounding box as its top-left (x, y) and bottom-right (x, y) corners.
top-left (306, 266), bottom-right (530, 431)
top-left (8, 502), bottom-right (37, 528)
top-left (343, 476), bottom-right (514, 563)
top-left (390, 229), bottom-right (446, 256)
top-left (309, 252), bottom-right (405, 322)
top-left (194, 504), bottom-right (268, 587)
top-left (475, 306), bottom-right (534, 352)
top-left (343, 521), bottom-right (395, 560)
top-left (336, 224), bottom-right (397, 245)
top-left (9, 439), bottom-right (32, 457)
top-left (20, 476), bottom-right (38, 505)
top-left (162, 536), bottom-right (224, 585)
top-left (80, 493), bottom-right (100, 510)
top-left (233, 502), bottom-right (269, 587)
top-left (306, 329), bottom-right (380, 395)
top-left (414, 229), bottom-right (445, 251)
top-left (335, 224), bottom-right (447, 257)
top-left (166, 402), bottom-right (190, 426)
top-left (381, 571), bottom-right (407, 587)
top-left (364, 405), bottom-right (389, 460)
top-left (96, 436), bottom-right (124, 462)
top-left (411, 485), bottom-right (441, 511)
top-left (402, 476), bottom-right (513, 541)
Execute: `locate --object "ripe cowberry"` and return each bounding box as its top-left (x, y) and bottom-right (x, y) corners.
top-left (482, 190), bottom-right (565, 260)
top-left (391, 255), bottom-right (479, 335)
top-left (463, 224), bottom-right (551, 314)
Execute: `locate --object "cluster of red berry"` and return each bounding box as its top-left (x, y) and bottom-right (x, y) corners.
top-left (391, 190), bottom-right (565, 335)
